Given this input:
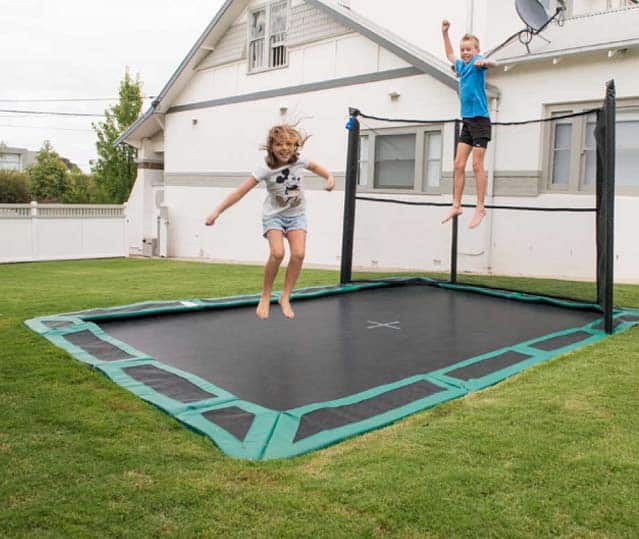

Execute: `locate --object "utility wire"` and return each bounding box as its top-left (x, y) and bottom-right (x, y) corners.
top-left (0, 109), bottom-right (105, 117)
top-left (0, 123), bottom-right (94, 132)
top-left (0, 96), bottom-right (156, 103)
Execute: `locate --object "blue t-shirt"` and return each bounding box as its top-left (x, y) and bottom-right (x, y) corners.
top-left (455, 55), bottom-right (489, 119)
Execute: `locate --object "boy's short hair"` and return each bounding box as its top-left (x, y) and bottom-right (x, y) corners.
top-left (461, 33), bottom-right (480, 49)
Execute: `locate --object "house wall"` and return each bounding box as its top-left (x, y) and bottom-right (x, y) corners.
top-left (127, 0), bottom-right (639, 283)
top-left (344, 0), bottom-right (624, 58)
top-left (125, 135), bottom-right (165, 256)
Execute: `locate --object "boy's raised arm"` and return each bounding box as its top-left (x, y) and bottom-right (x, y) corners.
top-left (442, 20), bottom-right (456, 65)
top-left (475, 58), bottom-right (498, 69)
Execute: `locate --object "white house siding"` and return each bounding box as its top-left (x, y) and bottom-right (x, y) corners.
top-left (162, 70), bottom-right (459, 266)
top-left (486, 52), bottom-right (639, 282)
top-left (125, 0), bottom-right (639, 284)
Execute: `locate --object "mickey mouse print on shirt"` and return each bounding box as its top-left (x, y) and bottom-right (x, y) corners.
top-left (252, 156), bottom-right (310, 218)
top-left (274, 168), bottom-right (302, 208)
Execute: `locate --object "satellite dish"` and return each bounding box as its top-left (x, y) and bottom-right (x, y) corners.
top-left (515, 0), bottom-right (550, 32)
top-left (486, 0), bottom-right (566, 58)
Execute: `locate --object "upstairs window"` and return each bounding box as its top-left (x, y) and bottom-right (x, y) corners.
top-left (248, 1), bottom-right (289, 73)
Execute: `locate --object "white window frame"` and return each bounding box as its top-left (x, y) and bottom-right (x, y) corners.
top-left (247, 1), bottom-right (289, 74)
top-left (357, 125), bottom-right (444, 195)
top-left (544, 98), bottom-right (639, 196)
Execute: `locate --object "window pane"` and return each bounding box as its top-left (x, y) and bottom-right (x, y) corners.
top-left (270, 1), bottom-right (287, 34)
top-left (552, 123), bottom-right (572, 186)
top-left (249, 40), bottom-right (265, 69)
top-left (269, 1), bottom-right (287, 67)
top-left (617, 120), bottom-right (639, 145)
top-left (428, 132), bottom-right (442, 159)
top-left (617, 150), bottom-right (639, 186)
top-left (616, 117), bottom-right (639, 186)
top-left (426, 161), bottom-right (441, 188)
top-left (583, 121), bottom-right (596, 186)
top-left (552, 150), bottom-right (570, 185)
top-left (358, 136), bottom-right (368, 186)
top-left (250, 10), bottom-right (265, 39)
top-left (374, 134), bottom-right (415, 189)
top-left (425, 132), bottom-right (442, 188)
top-left (554, 123), bottom-right (572, 149)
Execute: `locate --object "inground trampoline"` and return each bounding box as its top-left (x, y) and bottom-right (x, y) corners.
top-left (25, 82), bottom-right (639, 460)
top-left (25, 278), bottom-right (639, 460)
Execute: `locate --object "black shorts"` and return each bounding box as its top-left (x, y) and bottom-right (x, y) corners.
top-left (459, 116), bottom-right (492, 148)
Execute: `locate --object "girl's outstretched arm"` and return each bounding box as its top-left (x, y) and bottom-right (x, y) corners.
top-left (306, 161), bottom-right (335, 191)
top-left (205, 176), bottom-right (259, 226)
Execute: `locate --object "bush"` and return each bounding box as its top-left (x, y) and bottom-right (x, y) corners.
top-left (0, 169), bottom-right (31, 203)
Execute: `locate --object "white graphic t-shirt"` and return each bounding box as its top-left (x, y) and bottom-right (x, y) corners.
top-left (252, 156), bottom-right (310, 218)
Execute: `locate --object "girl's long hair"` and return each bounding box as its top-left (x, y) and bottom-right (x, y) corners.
top-left (262, 124), bottom-right (310, 169)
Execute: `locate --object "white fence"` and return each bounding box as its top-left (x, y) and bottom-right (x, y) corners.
top-left (0, 202), bottom-right (127, 263)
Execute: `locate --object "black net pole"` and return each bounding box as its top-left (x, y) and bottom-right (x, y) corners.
top-left (602, 81), bottom-right (616, 333)
top-left (450, 120), bottom-right (461, 284)
top-left (595, 107), bottom-right (604, 307)
top-left (595, 81), bottom-right (616, 333)
top-left (340, 108), bottom-right (361, 285)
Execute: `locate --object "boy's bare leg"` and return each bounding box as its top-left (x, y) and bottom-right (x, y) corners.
top-left (442, 142), bottom-right (472, 224)
top-left (469, 146), bottom-right (487, 229)
top-left (257, 230), bottom-right (285, 319)
top-left (279, 229), bottom-right (306, 319)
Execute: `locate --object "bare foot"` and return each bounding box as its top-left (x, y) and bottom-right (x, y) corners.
top-left (278, 297), bottom-right (295, 319)
top-left (441, 206), bottom-right (463, 224)
top-left (256, 294), bottom-right (271, 319)
top-left (468, 207), bottom-right (486, 229)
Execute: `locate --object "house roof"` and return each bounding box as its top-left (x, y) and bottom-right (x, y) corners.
top-left (116, 0), bottom-right (246, 146)
top-left (117, 0), bottom-right (487, 147)
top-left (493, 5), bottom-right (639, 65)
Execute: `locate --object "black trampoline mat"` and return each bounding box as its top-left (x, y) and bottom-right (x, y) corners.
top-left (95, 285), bottom-right (599, 410)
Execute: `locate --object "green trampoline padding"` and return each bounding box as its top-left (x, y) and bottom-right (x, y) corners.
top-left (25, 278), bottom-right (639, 460)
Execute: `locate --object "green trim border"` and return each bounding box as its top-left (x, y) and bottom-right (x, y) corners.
top-left (25, 278), bottom-right (639, 461)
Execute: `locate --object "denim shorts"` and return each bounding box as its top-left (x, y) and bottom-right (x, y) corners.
top-left (262, 213), bottom-right (307, 238)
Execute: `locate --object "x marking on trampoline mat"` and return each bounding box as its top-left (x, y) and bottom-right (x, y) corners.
top-left (366, 320), bottom-right (401, 330)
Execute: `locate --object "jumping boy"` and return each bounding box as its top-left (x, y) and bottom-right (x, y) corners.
top-left (441, 20), bottom-right (497, 229)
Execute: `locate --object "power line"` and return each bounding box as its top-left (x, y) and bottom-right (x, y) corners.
top-left (0, 123), bottom-right (94, 132)
top-left (0, 109), bottom-right (105, 117)
top-left (0, 96), bottom-right (156, 103)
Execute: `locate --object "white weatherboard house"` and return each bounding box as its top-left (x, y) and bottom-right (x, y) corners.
top-left (118, 0), bottom-right (639, 283)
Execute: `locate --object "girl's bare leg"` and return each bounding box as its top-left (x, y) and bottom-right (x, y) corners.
top-left (257, 230), bottom-right (285, 319)
top-left (442, 142), bottom-right (473, 224)
top-left (279, 229), bottom-right (306, 319)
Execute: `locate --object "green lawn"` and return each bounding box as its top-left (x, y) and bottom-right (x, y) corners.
top-left (1, 258), bottom-right (638, 538)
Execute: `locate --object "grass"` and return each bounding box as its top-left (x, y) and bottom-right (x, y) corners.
top-left (1, 258), bottom-right (638, 538)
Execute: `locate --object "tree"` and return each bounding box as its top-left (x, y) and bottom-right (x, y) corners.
top-left (27, 140), bottom-right (70, 202)
top-left (0, 170), bottom-right (31, 203)
top-left (91, 68), bottom-right (143, 204)
top-left (62, 167), bottom-right (99, 203)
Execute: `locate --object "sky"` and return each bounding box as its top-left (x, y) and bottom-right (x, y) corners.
top-left (0, 0), bottom-right (225, 172)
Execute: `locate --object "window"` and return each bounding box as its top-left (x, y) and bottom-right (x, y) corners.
top-left (248, 1), bottom-right (288, 73)
top-left (0, 152), bottom-right (21, 171)
top-left (358, 135), bottom-right (369, 186)
top-left (546, 101), bottom-right (639, 194)
top-left (616, 111), bottom-right (639, 187)
top-left (374, 134), bottom-right (416, 189)
top-left (550, 116), bottom-right (572, 188)
top-left (358, 126), bottom-right (443, 193)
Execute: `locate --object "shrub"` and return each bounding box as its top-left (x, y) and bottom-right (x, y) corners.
top-left (0, 169), bottom-right (31, 203)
